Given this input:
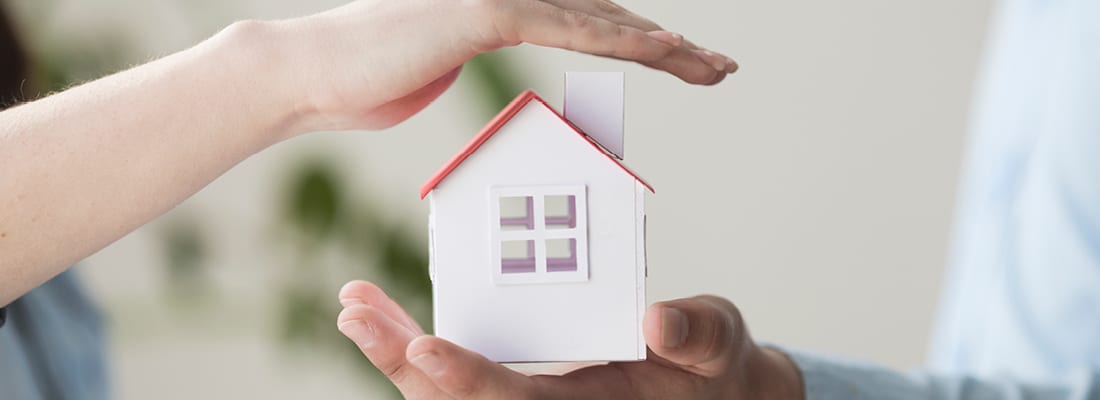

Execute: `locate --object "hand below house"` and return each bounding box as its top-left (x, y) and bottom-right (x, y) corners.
top-left (337, 280), bottom-right (802, 399)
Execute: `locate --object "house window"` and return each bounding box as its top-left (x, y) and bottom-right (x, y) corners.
top-left (490, 185), bottom-right (588, 284)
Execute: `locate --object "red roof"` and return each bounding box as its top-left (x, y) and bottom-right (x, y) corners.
top-left (420, 90), bottom-right (654, 199)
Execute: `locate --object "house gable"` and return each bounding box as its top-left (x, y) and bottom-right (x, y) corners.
top-left (419, 90), bottom-right (653, 199)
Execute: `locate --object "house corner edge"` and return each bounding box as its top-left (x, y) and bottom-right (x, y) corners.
top-left (634, 180), bottom-right (648, 360)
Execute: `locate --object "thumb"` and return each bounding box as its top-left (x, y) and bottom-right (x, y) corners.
top-left (643, 295), bottom-right (753, 377)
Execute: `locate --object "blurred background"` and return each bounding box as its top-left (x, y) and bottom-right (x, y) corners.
top-left (4, 0), bottom-right (992, 398)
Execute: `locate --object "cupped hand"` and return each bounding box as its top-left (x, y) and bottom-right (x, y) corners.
top-left (263, 0), bottom-right (737, 133)
top-left (336, 281), bottom-right (803, 399)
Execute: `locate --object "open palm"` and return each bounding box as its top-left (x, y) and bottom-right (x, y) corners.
top-left (337, 281), bottom-right (801, 399)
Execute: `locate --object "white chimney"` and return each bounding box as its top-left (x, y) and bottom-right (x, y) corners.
top-left (564, 72), bottom-right (625, 159)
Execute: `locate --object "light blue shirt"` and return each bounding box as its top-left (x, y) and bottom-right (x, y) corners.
top-left (0, 270), bottom-right (108, 399)
top-left (791, 0), bottom-right (1100, 397)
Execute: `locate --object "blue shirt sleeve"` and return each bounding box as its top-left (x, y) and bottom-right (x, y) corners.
top-left (788, 350), bottom-right (1100, 400)
top-left (0, 270), bottom-right (108, 400)
top-left (927, 0), bottom-right (1100, 379)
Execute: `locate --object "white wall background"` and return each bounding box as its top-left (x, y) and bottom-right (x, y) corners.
top-left (12, 0), bottom-right (993, 398)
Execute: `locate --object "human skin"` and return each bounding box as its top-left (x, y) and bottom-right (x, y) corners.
top-left (338, 280), bottom-right (805, 399)
top-left (0, 0), bottom-right (737, 306)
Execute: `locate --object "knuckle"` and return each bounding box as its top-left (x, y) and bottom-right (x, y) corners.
top-left (596, 0), bottom-right (627, 16)
top-left (700, 309), bottom-right (734, 362)
top-left (620, 29), bottom-right (663, 61)
top-left (681, 295), bottom-right (742, 363)
top-left (699, 296), bottom-right (744, 336)
top-left (561, 9), bottom-right (596, 31)
top-left (600, 1), bottom-right (662, 31)
top-left (376, 360), bottom-right (413, 385)
top-left (463, 0), bottom-right (513, 46)
top-left (435, 357), bottom-right (487, 397)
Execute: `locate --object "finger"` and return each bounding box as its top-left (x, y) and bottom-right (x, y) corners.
top-left (643, 295), bottom-right (751, 377)
top-left (493, 1), bottom-right (683, 63)
top-left (643, 47), bottom-right (732, 85)
top-left (691, 49), bottom-right (738, 75)
top-left (540, 0), bottom-right (737, 82)
top-left (405, 335), bottom-right (535, 399)
top-left (597, 36), bottom-right (730, 85)
top-left (339, 280), bottom-right (425, 335)
top-left (548, 1), bottom-right (728, 62)
top-left (505, 1), bottom-right (732, 84)
top-left (337, 305), bottom-right (450, 399)
top-left (541, 0), bottom-right (707, 53)
top-left (604, 34), bottom-right (731, 85)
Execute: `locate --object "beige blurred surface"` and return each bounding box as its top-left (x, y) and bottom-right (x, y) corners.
top-left (15, 0), bottom-right (993, 398)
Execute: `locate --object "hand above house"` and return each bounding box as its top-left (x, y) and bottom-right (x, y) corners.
top-left (280, 0), bottom-right (739, 133)
top-left (337, 280), bottom-right (804, 399)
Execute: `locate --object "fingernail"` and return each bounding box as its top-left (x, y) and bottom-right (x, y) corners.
top-left (724, 56), bottom-right (739, 73)
top-left (646, 31), bottom-right (684, 47)
top-left (661, 308), bottom-right (689, 349)
top-left (694, 49), bottom-right (728, 72)
top-left (338, 319), bottom-right (375, 348)
top-left (409, 351), bottom-right (446, 376)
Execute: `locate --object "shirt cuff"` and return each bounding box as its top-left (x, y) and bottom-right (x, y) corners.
top-left (769, 346), bottom-right (927, 400)
top-left (784, 349), bottom-right (864, 400)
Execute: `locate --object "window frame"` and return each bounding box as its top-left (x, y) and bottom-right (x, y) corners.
top-left (489, 185), bottom-right (589, 285)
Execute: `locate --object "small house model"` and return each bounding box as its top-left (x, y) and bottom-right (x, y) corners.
top-left (420, 72), bottom-right (651, 362)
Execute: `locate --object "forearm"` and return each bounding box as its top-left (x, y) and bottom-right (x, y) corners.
top-left (0, 21), bottom-right (300, 305)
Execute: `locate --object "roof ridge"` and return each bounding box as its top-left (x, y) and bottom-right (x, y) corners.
top-left (419, 90), bottom-right (652, 199)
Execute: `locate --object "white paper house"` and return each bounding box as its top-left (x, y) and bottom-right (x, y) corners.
top-left (420, 73), bottom-right (652, 362)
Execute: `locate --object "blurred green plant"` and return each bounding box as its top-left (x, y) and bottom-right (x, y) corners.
top-left (158, 214), bottom-right (210, 308)
top-left (286, 163), bottom-right (343, 241)
top-left (274, 160), bottom-right (433, 397)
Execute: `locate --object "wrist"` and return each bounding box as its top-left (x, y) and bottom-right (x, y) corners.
top-left (744, 346), bottom-right (805, 400)
top-left (201, 19), bottom-right (322, 143)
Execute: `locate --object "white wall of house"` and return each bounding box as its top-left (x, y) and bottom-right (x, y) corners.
top-left (430, 101), bottom-right (644, 362)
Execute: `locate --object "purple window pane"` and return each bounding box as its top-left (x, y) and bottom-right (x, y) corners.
top-left (546, 238), bottom-right (578, 272)
top-left (501, 239), bottom-right (536, 274)
top-left (500, 196), bottom-right (534, 230)
top-left (502, 259), bottom-right (536, 274)
top-left (545, 195), bottom-right (576, 229)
